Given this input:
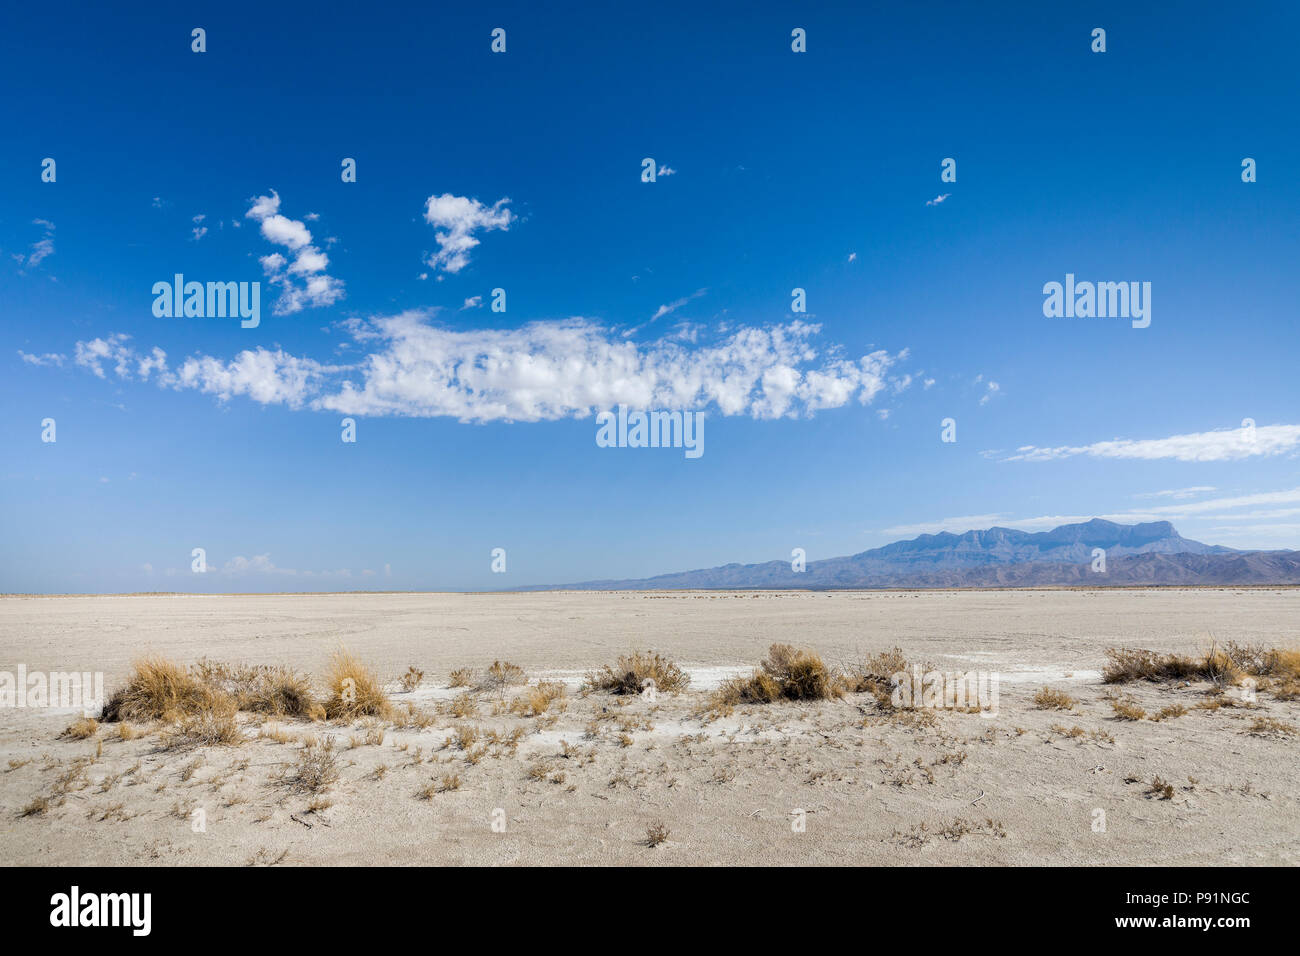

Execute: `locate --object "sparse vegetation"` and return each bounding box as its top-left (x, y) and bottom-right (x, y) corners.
top-left (712, 644), bottom-right (841, 705)
top-left (1033, 687), bottom-right (1076, 711)
top-left (60, 717), bottom-right (100, 740)
top-left (284, 741), bottom-right (340, 793)
top-left (1109, 698), bottom-right (1146, 721)
top-left (645, 820), bottom-right (670, 847)
top-left (399, 666), bottom-right (424, 693)
top-left (448, 668), bottom-right (473, 688)
top-left (323, 646), bottom-right (390, 719)
top-left (1247, 717), bottom-right (1296, 737)
top-left (585, 651), bottom-right (690, 695)
top-left (478, 661), bottom-right (526, 692)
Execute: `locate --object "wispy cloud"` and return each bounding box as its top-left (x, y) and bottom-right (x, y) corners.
top-left (1004, 423), bottom-right (1300, 463)
top-left (1135, 486), bottom-right (1217, 500)
top-left (62, 315), bottom-right (907, 423)
top-left (423, 193), bottom-right (514, 274)
top-left (926, 193), bottom-right (950, 206)
top-left (12, 219), bottom-right (55, 271)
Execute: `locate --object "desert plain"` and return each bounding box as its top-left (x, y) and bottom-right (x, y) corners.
top-left (0, 587), bottom-right (1297, 866)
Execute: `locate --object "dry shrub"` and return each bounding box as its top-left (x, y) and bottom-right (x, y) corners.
top-left (514, 681), bottom-right (567, 717)
top-left (448, 693), bottom-right (477, 719)
top-left (1152, 704), bottom-right (1188, 721)
top-left (285, 740), bottom-right (340, 792)
top-left (19, 796), bottom-right (50, 817)
top-left (1109, 698), bottom-right (1146, 721)
top-left (192, 659), bottom-right (316, 717)
top-left (162, 700), bottom-right (241, 749)
top-left (585, 651), bottom-right (690, 695)
top-left (713, 644), bottom-right (841, 706)
top-left (1147, 776), bottom-right (1175, 800)
top-left (323, 647), bottom-right (390, 720)
top-left (399, 666), bottom-right (424, 693)
top-left (1032, 687), bottom-right (1076, 711)
top-left (1247, 717), bottom-right (1296, 737)
top-left (844, 647), bottom-right (909, 694)
top-left (448, 668), bottom-right (474, 688)
top-left (100, 656), bottom-right (227, 722)
top-left (477, 661), bottom-right (527, 692)
top-left (645, 820), bottom-right (670, 847)
top-left (60, 718), bottom-right (99, 740)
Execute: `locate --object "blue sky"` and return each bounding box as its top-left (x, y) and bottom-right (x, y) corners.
top-left (3, 1), bottom-right (1298, 593)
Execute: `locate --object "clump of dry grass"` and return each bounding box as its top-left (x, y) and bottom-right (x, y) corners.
top-left (644, 820), bottom-right (670, 847)
top-left (1147, 776), bottom-right (1175, 800)
top-left (101, 656), bottom-right (229, 723)
top-left (513, 681), bottom-right (567, 717)
top-left (285, 740), bottom-right (340, 793)
top-left (448, 693), bottom-right (477, 719)
top-left (713, 644), bottom-right (841, 706)
top-left (843, 647), bottom-right (909, 694)
top-left (18, 796), bottom-right (50, 817)
top-left (1247, 717), bottom-right (1296, 737)
top-left (163, 702), bottom-right (241, 749)
top-left (399, 666), bottom-right (423, 693)
top-left (448, 668), bottom-right (474, 688)
top-left (1102, 642), bottom-right (1250, 686)
top-left (1109, 698), bottom-right (1147, 721)
top-left (585, 651), bottom-right (690, 695)
top-left (1152, 704), bottom-right (1188, 721)
top-left (60, 717), bottom-right (100, 740)
top-left (192, 659), bottom-right (316, 717)
top-left (323, 647), bottom-right (391, 720)
top-left (1032, 687), bottom-right (1076, 711)
top-left (477, 661), bottom-right (527, 692)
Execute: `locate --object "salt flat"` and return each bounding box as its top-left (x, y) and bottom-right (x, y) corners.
top-left (1, 589), bottom-right (1297, 866)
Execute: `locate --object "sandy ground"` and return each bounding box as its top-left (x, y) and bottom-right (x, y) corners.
top-left (1, 588), bottom-right (1297, 866)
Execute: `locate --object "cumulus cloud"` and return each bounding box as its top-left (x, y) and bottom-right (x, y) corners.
top-left (63, 315), bottom-right (906, 423)
top-left (245, 190), bottom-right (344, 314)
top-left (1004, 423), bottom-right (1300, 463)
top-left (423, 194), bottom-right (514, 273)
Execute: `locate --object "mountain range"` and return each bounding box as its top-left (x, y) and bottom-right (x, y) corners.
top-left (523, 519), bottom-right (1300, 589)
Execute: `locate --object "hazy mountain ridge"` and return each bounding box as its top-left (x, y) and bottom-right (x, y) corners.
top-left (524, 519), bottom-right (1298, 590)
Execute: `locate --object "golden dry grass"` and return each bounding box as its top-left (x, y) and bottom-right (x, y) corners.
top-left (101, 656), bottom-right (229, 723)
top-left (584, 651), bottom-right (690, 695)
top-left (713, 644), bottom-right (842, 706)
top-left (477, 661), bottom-right (527, 692)
top-left (323, 646), bottom-right (391, 720)
top-left (448, 668), bottom-right (473, 688)
top-left (60, 717), bottom-right (100, 740)
top-left (1032, 687), bottom-right (1076, 711)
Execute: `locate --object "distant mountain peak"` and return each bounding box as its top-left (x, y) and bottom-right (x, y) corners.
top-left (523, 519), bottom-right (1275, 591)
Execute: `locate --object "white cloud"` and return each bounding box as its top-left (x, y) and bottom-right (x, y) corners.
top-left (246, 191), bottom-right (344, 314)
top-left (657, 165), bottom-right (677, 177)
top-left (847, 252), bottom-right (857, 262)
top-left (979, 380), bottom-right (1000, 405)
top-left (422, 193), bottom-right (514, 273)
top-left (1004, 423), bottom-right (1300, 463)
top-left (13, 219), bottom-right (55, 270)
top-left (461, 296), bottom-right (483, 310)
top-left (65, 315), bottom-right (907, 424)
top-left (1135, 486), bottom-right (1217, 500)
top-left (651, 288), bottom-right (706, 322)
top-left (18, 351), bottom-right (65, 367)
top-left (926, 194), bottom-right (950, 206)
